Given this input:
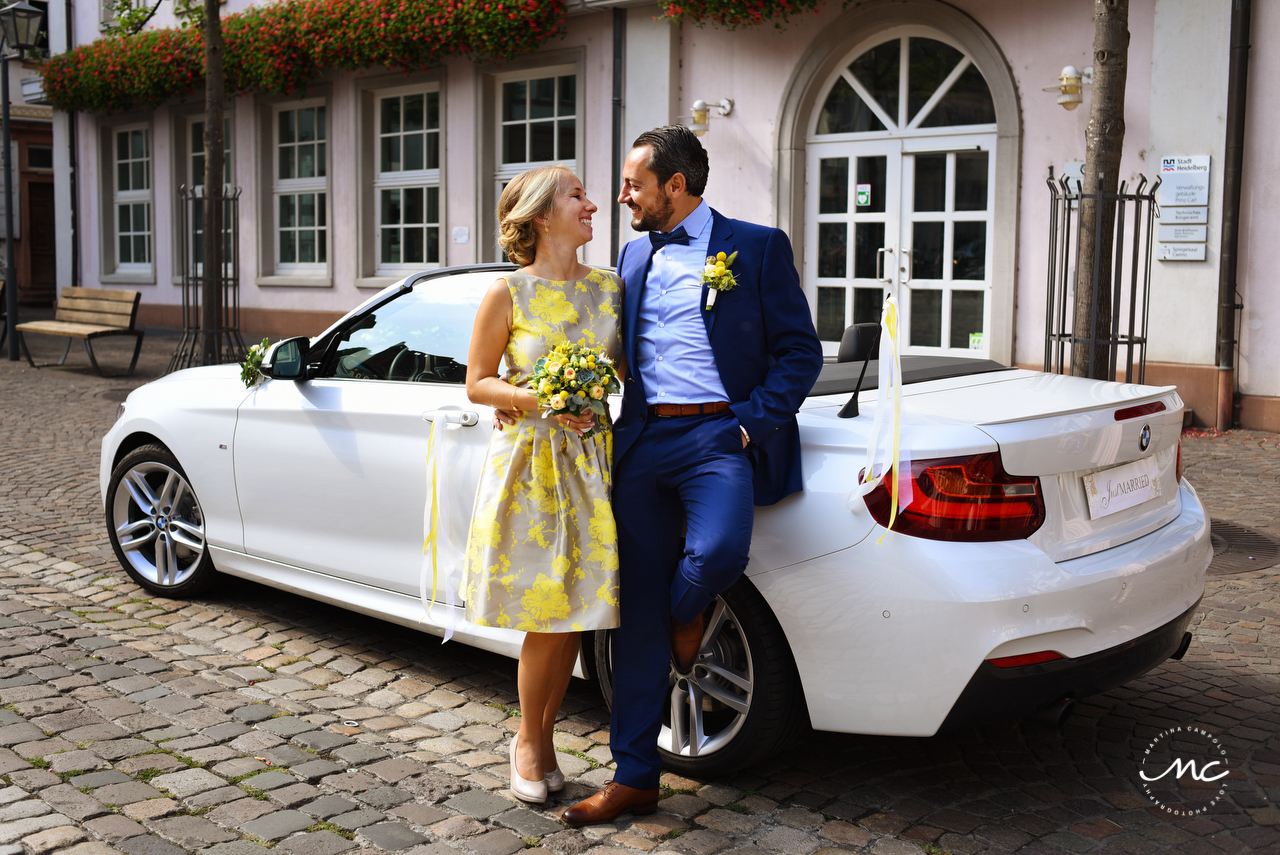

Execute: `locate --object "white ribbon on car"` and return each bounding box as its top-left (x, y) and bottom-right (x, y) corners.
top-left (853, 294), bottom-right (913, 542)
top-left (421, 409), bottom-right (466, 642)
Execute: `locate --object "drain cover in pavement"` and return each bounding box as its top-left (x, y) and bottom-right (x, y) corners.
top-left (1209, 519), bottom-right (1280, 576)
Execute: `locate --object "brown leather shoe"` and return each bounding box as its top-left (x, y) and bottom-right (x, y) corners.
top-left (671, 614), bottom-right (705, 673)
top-left (560, 781), bottom-right (659, 827)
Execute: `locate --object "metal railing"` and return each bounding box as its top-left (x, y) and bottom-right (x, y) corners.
top-left (1044, 172), bottom-right (1160, 383)
top-left (168, 185), bottom-right (246, 373)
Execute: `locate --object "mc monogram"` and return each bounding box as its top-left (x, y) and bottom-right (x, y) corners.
top-left (1137, 725), bottom-right (1234, 817)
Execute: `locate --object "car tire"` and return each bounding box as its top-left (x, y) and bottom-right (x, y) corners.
top-left (106, 443), bottom-right (218, 597)
top-left (594, 577), bottom-right (809, 779)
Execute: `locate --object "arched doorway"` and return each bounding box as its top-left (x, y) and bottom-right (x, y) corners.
top-left (775, 3), bottom-right (1019, 362)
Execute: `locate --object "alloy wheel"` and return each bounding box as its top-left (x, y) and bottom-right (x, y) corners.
top-left (111, 460), bottom-right (207, 588)
top-left (659, 598), bottom-right (754, 757)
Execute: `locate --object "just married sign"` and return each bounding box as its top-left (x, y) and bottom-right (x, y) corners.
top-left (1082, 456), bottom-right (1163, 520)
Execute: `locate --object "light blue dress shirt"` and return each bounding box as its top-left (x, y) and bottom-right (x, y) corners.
top-left (635, 201), bottom-right (729, 406)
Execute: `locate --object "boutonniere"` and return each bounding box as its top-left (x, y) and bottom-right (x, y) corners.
top-left (701, 251), bottom-right (739, 310)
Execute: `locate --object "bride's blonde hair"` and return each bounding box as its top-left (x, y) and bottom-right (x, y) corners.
top-left (497, 165), bottom-right (573, 266)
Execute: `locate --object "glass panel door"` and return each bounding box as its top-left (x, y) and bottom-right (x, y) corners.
top-left (806, 139), bottom-right (901, 356)
top-left (899, 138), bottom-right (994, 356)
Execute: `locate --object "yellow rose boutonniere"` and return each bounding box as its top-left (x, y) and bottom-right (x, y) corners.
top-left (701, 250), bottom-right (739, 310)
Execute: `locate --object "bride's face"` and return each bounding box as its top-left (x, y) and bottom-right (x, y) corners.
top-left (544, 173), bottom-right (597, 248)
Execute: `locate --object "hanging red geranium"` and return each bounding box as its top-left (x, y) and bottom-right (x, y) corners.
top-left (40, 0), bottom-right (566, 114)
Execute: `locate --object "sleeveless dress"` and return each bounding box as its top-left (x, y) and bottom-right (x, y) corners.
top-left (462, 268), bottom-right (623, 633)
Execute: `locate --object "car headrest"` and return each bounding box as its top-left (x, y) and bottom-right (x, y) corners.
top-left (837, 323), bottom-right (881, 363)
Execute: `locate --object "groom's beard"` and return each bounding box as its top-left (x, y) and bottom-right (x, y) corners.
top-left (629, 190), bottom-right (675, 233)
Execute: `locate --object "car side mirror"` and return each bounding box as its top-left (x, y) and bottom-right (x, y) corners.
top-left (259, 337), bottom-right (310, 381)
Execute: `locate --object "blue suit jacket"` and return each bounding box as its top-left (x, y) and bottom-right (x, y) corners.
top-left (613, 209), bottom-right (824, 506)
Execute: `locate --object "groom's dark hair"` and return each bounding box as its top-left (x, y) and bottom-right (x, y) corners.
top-left (633, 125), bottom-right (709, 197)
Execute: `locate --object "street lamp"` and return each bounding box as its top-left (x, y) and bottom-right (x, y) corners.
top-left (2, 1), bottom-right (43, 361)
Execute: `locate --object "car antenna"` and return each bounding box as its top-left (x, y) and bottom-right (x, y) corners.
top-left (837, 323), bottom-right (881, 419)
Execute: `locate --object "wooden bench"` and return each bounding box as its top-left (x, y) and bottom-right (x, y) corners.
top-left (16, 286), bottom-right (145, 377)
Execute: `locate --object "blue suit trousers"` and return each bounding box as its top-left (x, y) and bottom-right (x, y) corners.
top-left (609, 412), bottom-right (755, 789)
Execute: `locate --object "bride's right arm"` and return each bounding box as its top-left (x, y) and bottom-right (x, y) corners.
top-left (466, 279), bottom-right (533, 429)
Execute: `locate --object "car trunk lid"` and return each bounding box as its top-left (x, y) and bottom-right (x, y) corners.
top-left (878, 371), bottom-right (1183, 561)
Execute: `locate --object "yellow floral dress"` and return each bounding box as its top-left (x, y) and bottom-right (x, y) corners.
top-left (463, 268), bottom-right (622, 633)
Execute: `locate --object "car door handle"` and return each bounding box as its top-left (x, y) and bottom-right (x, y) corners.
top-left (422, 410), bottom-right (480, 426)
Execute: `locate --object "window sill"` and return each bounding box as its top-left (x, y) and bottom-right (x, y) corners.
top-left (256, 275), bottom-right (333, 288)
top-left (356, 276), bottom-right (402, 290)
top-left (101, 271), bottom-right (156, 286)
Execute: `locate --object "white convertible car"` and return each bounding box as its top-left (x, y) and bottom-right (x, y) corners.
top-left (101, 265), bottom-right (1210, 777)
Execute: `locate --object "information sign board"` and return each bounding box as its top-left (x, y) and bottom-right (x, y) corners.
top-left (1156, 243), bottom-right (1207, 261)
top-left (1166, 207), bottom-right (1208, 224)
top-left (1158, 155), bottom-right (1210, 207)
top-left (1157, 224), bottom-right (1208, 243)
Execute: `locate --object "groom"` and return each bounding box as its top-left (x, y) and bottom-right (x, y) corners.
top-left (562, 126), bottom-right (823, 825)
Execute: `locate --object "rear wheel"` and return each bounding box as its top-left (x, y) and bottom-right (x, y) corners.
top-left (106, 443), bottom-right (218, 597)
top-left (594, 577), bottom-right (808, 778)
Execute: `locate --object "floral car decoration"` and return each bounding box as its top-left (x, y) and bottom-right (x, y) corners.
top-left (240, 337), bottom-right (270, 389)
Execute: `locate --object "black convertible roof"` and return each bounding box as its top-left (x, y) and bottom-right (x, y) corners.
top-left (809, 356), bottom-right (1015, 397)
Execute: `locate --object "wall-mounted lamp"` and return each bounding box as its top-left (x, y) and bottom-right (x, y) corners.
top-left (690, 98), bottom-right (733, 136)
top-left (1043, 65), bottom-right (1093, 110)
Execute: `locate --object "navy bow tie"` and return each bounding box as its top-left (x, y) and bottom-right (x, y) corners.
top-left (649, 227), bottom-right (690, 251)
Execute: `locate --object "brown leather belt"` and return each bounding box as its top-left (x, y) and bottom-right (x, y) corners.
top-left (647, 401), bottom-right (732, 417)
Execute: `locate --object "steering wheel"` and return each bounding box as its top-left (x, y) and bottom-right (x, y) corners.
top-left (388, 346), bottom-right (419, 381)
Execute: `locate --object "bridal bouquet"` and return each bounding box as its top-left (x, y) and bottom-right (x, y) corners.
top-left (529, 341), bottom-right (621, 439)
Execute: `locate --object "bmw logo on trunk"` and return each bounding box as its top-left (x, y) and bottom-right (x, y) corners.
top-left (1140, 424), bottom-right (1152, 452)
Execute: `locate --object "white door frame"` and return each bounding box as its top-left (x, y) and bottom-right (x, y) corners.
top-left (774, 1), bottom-right (1021, 365)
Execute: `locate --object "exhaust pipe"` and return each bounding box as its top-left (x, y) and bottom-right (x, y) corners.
top-left (1031, 697), bottom-right (1075, 729)
top-left (1169, 631), bottom-right (1193, 661)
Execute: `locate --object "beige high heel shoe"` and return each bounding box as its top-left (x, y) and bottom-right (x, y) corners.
top-left (545, 756), bottom-right (565, 793)
top-left (509, 732), bottom-right (548, 804)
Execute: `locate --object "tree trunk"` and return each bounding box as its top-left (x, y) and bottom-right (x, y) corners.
top-left (1072, 0), bottom-right (1129, 379)
top-left (200, 0), bottom-right (225, 365)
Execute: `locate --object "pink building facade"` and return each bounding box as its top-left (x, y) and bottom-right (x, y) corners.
top-left (46, 0), bottom-right (1280, 429)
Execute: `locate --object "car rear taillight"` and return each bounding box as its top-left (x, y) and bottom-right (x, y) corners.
top-left (863, 452), bottom-right (1046, 541)
top-left (988, 651), bottom-right (1063, 668)
top-left (1114, 401), bottom-right (1166, 421)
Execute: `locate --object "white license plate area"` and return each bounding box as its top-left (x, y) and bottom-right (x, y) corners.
top-left (1082, 457), bottom-right (1163, 520)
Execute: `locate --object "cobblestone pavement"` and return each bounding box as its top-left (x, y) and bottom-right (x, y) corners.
top-left (0, 333), bottom-right (1278, 855)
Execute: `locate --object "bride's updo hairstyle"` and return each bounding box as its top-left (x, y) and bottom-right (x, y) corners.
top-left (497, 165), bottom-right (573, 266)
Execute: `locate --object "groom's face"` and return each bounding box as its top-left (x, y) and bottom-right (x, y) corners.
top-left (620, 146), bottom-right (676, 233)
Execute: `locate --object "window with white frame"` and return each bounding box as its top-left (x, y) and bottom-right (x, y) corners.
top-left (188, 116), bottom-right (232, 272)
top-left (375, 86), bottom-right (441, 272)
top-left (273, 101), bottom-right (328, 271)
top-left (189, 116), bottom-right (232, 188)
top-left (113, 125), bottom-right (152, 272)
top-left (495, 66), bottom-right (577, 186)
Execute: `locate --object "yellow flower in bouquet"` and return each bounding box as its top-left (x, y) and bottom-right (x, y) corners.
top-left (529, 340), bottom-right (621, 439)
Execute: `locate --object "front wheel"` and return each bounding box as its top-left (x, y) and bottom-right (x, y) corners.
top-left (106, 443), bottom-right (218, 597)
top-left (594, 577), bottom-right (808, 779)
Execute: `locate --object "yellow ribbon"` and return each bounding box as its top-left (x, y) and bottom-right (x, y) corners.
top-left (881, 297), bottom-right (903, 542)
top-left (422, 426), bottom-right (440, 624)
top-left (853, 294), bottom-right (909, 544)
top-left (420, 411), bottom-right (458, 642)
